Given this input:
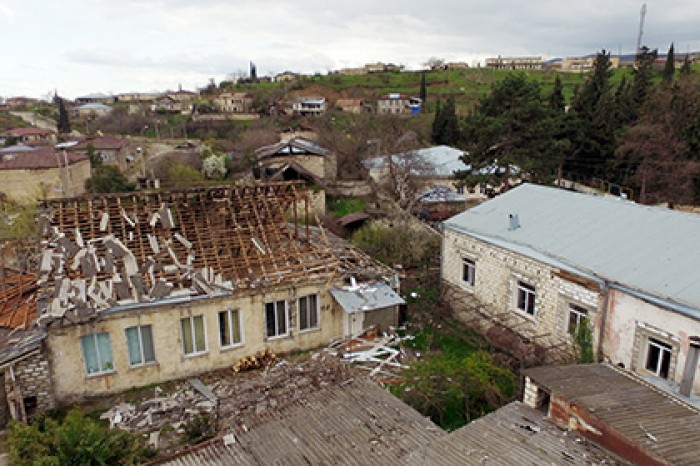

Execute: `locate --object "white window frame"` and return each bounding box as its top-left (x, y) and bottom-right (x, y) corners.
top-left (516, 281), bottom-right (536, 316)
top-left (218, 308), bottom-right (243, 349)
top-left (645, 337), bottom-right (673, 379)
top-left (80, 332), bottom-right (114, 376)
top-left (265, 300), bottom-right (289, 339)
top-left (298, 294), bottom-right (320, 332)
top-left (180, 315), bottom-right (208, 357)
top-left (462, 258), bottom-right (476, 287)
top-left (567, 304), bottom-right (588, 335)
top-left (125, 324), bottom-right (156, 367)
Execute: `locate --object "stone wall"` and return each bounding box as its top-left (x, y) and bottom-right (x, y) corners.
top-left (441, 227), bottom-right (602, 362)
top-left (0, 160), bottom-right (91, 201)
top-left (4, 349), bottom-right (55, 420)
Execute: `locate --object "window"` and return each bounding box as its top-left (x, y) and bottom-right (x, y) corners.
top-left (180, 315), bottom-right (207, 355)
top-left (646, 338), bottom-right (672, 379)
top-left (125, 325), bottom-right (155, 366)
top-left (265, 300), bottom-right (288, 338)
top-left (567, 305), bottom-right (588, 334)
top-left (462, 258), bottom-right (476, 287)
top-left (80, 332), bottom-right (113, 375)
top-left (298, 294), bottom-right (319, 331)
top-left (219, 309), bottom-right (242, 348)
top-left (516, 282), bottom-right (536, 315)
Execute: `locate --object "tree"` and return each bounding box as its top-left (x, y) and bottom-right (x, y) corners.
top-left (54, 95), bottom-right (71, 135)
top-left (85, 142), bottom-right (101, 168)
top-left (431, 98), bottom-right (458, 145)
top-left (680, 54), bottom-right (693, 75)
top-left (8, 409), bottom-right (152, 465)
top-left (663, 43), bottom-right (676, 83)
top-left (424, 57), bottom-right (445, 70)
top-left (460, 73), bottom-right (567, 184)
top-left (548, 74), bottom-right (565, 113)
top-left (419, 72), bottom-right (427, 104)
top-left (85, 166), bottom-right (136, 193)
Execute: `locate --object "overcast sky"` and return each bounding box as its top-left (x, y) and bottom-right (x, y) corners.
top-left (1, 0), bottom-right (699, 99)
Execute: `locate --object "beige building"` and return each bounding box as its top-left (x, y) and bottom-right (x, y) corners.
top-left (485, 56), bottom-right (543, 70)
top-left (72, 135), bottom-right (131, 170)
top-left (212, 92), bottom-right (254, 113)
top-left (0, 127), bottom-right (56, 146)
top-left (0, 149), bottom-right (91, 200)
top-left (0, 182), bottom-right (401, 418)
top-left (442, 184), bottom-right (700, 396)
top-left (561, 55), bottom-right (621, 72)
top-left (376, 93), bottom-right (422, 115)
top-left (255, 138), bottom-right (336, 182)
top-left (335, 98), bottom-right (366, 114)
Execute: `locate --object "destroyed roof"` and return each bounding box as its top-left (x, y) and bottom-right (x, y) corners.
top-left (0, 149), bottom-right (88, 170)
top-left (524, 364), bottom-right (700, 465)
top-left (418, 185), bottom-right (466, 204)
top-left (262, 161), bottom-right (324, 186)
top-left (404, 401), bottom-right (621, 465)
top-left (36, 182), bottom-right (339, 325)
top-left (153, 379), bottom-right (445, 466)
top-left (443, 184), bottom-right (700, 315)
top-left (73, 135), bottom-right (129, 150)
top-left (331, 281), bottom-right (405, 314)
top-left (0, 270), bottom-right (38, 330)
top-left (255, 138), bottom-right (331, 158)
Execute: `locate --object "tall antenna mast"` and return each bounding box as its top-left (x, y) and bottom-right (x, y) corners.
top-left (636, 3), bottom-right (647, 54)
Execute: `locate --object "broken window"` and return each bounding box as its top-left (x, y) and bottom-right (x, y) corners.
top-left (298, 294), bottom-right (319, 331)
top-left (462, 258), bottom-right (476, 287)
top-left (265, 300), bottom-right (288, 338)
top-left (567, 304), bottom-right (588, 334)
top-left (180, 315), bottom-right (207, 355)
top-left (80, 332), bottom-right (114, 375)
top-left (516, 282), bottom-right (536, 316)
top-left (125, 325), bottom-right (155, 366)
top-left (646, 338), bottom-right (672, 379)
top-left (219, 309), bottom-right (242, 348)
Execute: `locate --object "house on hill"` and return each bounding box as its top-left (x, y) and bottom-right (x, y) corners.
top-left (376, 93), bottom-right (421, 115)
top-left (0, 149), bottom-right (90, 200)
top-left (72, 135), bottom-right (131, 170)
top-left (212, 92), bottom-right (254, 114)
top-left (0, 127), bottom-right (56, 146)
top-left (255, 138), bottom-right (336, 183)
top-left (0, 182), bottom-right (402, 418)
top-left (290, 97), bottom-right (327, 116)
top-left (442, 184), bottom-right (700, 396)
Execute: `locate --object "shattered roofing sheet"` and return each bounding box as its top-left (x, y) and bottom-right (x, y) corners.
top-left (330, 281), bottom-right (405, 314)
top-left (444, 184), bottom-right (700, 312)
top-left (255, 138), bottom-right (330, 158)
top-left (0, 271), bottom-right (38, 330)
top-left (37, 182), bottom-right (338, 324)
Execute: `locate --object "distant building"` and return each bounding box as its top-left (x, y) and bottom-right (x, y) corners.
top-left (114, 92), bottom-right (162, 103)
top-left (290, 97), bottom-right (327, 117)
top-left (335, 98), bottom-right (366, 114)
top-left (73, 103), bottom-right (113, 118)
top-left (376, 93), bottom-right (421, 115)
top-left (0, 127), bottom-right (56, 146)
top-left (75, 93), bottom-right (115, 105)
top-left (274, 71), bottom-right (301, 82)
top-left (0, 149), bottom-right (90, 200)
top-left (485, 56), bottom-right (543, 70)
top-left (561, 55), bottom-right (621, 72)
top-left (72, 135), bottom-right (131, 170)
top-left (445, 62), bottom-right (470, 70)
top-left (213, 92), bottom-right (254, 113)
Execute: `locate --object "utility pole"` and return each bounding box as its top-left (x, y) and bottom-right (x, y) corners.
top-left (636, 3), bottom-right (647, 54)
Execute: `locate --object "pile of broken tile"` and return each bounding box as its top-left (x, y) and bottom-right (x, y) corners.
top-left (100, 378), bottom-right (217, 441)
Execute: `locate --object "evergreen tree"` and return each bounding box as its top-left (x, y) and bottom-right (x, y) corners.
top-left (419, 72), bottom-right (427, 104)
top-left (55, 95), bottom-right (71, 134)
top-left (431, 98), bottom-right (458, 145)
top-left (631, 46), bottom-right (658, 113)
top-left (548, 74), bottom-right (565, 112)
top-left (681, 54), bottom-right (693, 75)
top-left (663, 43), bottom-right (676, 83)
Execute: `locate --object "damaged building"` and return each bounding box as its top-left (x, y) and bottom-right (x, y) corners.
top-left (0, 181), bottom-right (402, 419)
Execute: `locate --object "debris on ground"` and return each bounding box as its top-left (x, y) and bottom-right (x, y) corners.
top-left (329, 326), bottom-right (414, 383)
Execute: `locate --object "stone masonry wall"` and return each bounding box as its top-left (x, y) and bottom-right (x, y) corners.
top-left (4, 350), bottom-right (55, 419)
top-left (441, 227), bottom-right (602, 361)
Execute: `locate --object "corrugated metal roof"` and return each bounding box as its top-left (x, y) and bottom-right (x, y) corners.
top-left (418, 185), bottom-right (466, 204)
top-left (154, 380), bottom-right (444, 466)
top-left (524, 364), bottom-right (700, 466)
top-left (443, 184), bottom-right (700, 313)
top-left (364, 145), bottom-right (469, 177)
top-left (404, 401), bottom-right (620, 465)
top-left (330, 281), bottom-right (405, 314)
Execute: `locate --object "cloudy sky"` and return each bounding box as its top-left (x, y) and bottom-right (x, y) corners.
top-left (1, 0), bottom-right (699, 99)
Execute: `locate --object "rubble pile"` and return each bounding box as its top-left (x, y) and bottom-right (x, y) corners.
top-left (99, 379), bottom-right (217, 438)
top-left (216, 352), bottom-right (355, 435)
